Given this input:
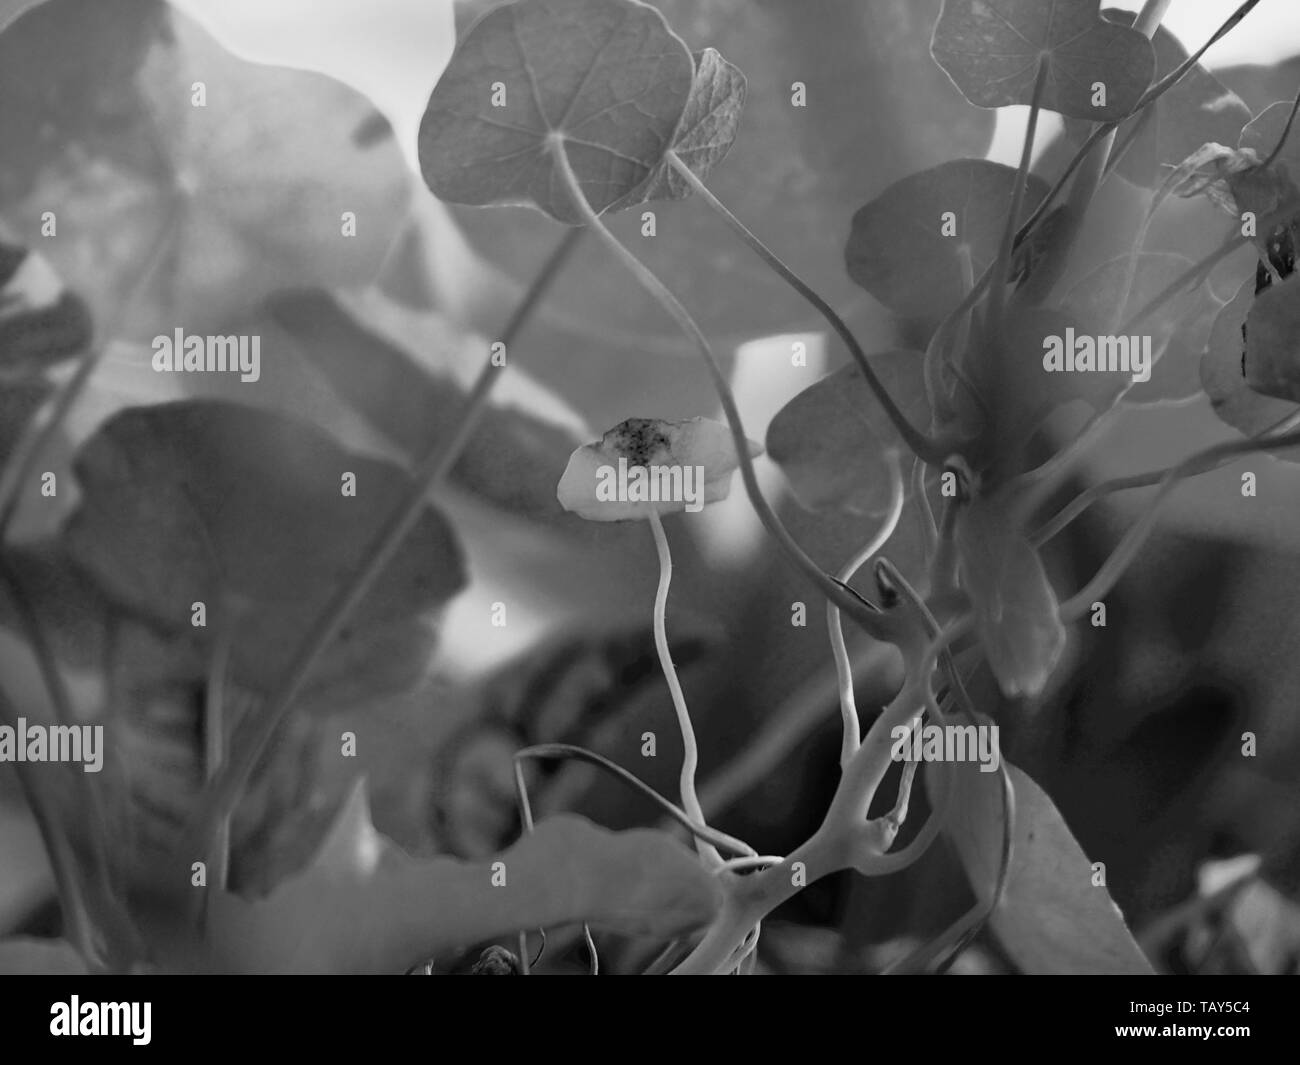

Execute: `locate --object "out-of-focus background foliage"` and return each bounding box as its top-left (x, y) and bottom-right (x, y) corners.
top-left (2, 0), bottom-right (1300, 973)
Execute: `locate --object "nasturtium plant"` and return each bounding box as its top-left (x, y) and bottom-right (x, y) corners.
top-left (2, 0), bottom-right (1300, 982)
top-left (1063, 11), bottom-right (1252, 189)
top-left (418, 0), bottom-right (695, 223)
top-left (931, 0), bottom-right (1155, 120)
top-left (845, 159), bottom-right (1049, 321)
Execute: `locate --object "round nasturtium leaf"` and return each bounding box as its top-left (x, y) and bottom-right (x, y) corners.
top-left (845, 159), bottom-right (1048, 320)
top-left (0, 0), bottom-right (412, 337)
top-left (1200, 278), bottom-right (1300, 463)
top-left (931, 0), bottom-right (1155, 121)
top-left (557, 416), bottom-right (761, 521)
top-left (63, 400), bottom-right (467, 696)
top-left (418, 0), bottom-right (695, 224)
top-left (766, 352), bottom-right (929, 516)
top-left (1063, 12), bottom-right (1251, 190)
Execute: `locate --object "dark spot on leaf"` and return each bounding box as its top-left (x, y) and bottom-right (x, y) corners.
top-left (603, 418), bottom-right (670, 467)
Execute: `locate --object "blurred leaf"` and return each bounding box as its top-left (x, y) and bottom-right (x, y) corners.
top-left (1239, 99), bottom-right (1300, 179)
top-left (630, 47), bottom-right (746, 204)
top-left (0, 937), bottom-right (90, 974)
top-left (941, 760), bottom-right (1153, 973)
top-left (0, 804), bottom-right (53, 932)
top-left (956, 498), bottom-right (1065, 699)
top-left (1060, 251), bottom-right (1213, 402)
top-left (444, 0), bottom-right (996, 349)
top-left (418, 0), bottom-right (694, 224)
top-left (268, 288), bottom-right (586, 521)
top-left (1201, 278), bottom-right (1300, 461)
top-left (1217, 57), bottom-right (1300, 116)
top-left (1064, 12), bottom-right (1251, 189)
top-left (765, 352), bottom-right (927, 516)
top-left (0, 239), bottom-right (92, 380)
top-left (846, 159), bottom-right (1048, 321)
top-left (205, 779), bottom-right (721, 973)
top-left (976, 306), bottom-right (1118, 446)
top-left (1243, 276), bottom-right (1300, 401)
top-left (0, 0), bottom-right (410, 336)
top-left (62, 400), bottom-right (466, 696)
top-left (0, 542), bottom-right (112, 672)
top-left (931, 0), bottom-right (1154, 120)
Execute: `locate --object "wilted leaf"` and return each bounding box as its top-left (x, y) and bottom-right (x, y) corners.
top-left (1201, 278), bottom-right (1300, 462)
top-left (0, 937), bottom-right (91, 974)
top-left (956, 498), bottom-right (1065, 699)
top-left (1064, 12), bottom-right (1251, 189)
top-left (418, 0), bottom-right (694, 224)
top-left (1243, 276), bottom-right (1300, 402)
top-left (630, 47), bottom-right (746, 203)
top-left (0, 0), bottom-right (410, 335)
top-left (0, 239), bottom-right (91, 379)
top-left (931, 0), bottom-right (1154, 120)
top-left (940, 760), bottom-right (1153, 973)
top-left (557, 416), bottom-right (760, 521)
top-left (766, 353), bottom-right (928, 515)
top-left (62, 401), bottom-right (466, 696)
top-left (846, 159), bottom-right (1049, 320)
top-left (204, 780), bottom-right (721, 973)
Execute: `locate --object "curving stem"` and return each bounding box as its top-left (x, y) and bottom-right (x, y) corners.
top-left (828, 452), bottom-right (905, 766)
top-left (647, 509), bottom-right (720, 867)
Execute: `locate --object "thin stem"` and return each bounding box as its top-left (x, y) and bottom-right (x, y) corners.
top-left (1018, 0), bottom-right (1169, 302)
top-left (828, 453), bottom-right (905, 767)
top-left (1058, 426), bottom-right (1300, 620)
top-left (866, 758), bottom-right (952, 875)
top-left (666, 151), bottom-right (948, 463)
top-left (1102, 105), bottom-right (1156, 182)
top-left (513, 742), bottom-right (755, 858)
top-left (1005, 397), bottom-right (1126, 519)
top-left (1259, 84), bottom-right (1300, 171)
top-left (183, 225), bottom-right (585, 868)
top-left (648, 510), bottom-right (718, 866)
top-left (912, 457), bottom-right (938, 558)
top-left (204, 611), bottom-right (236, 892)
top-left (989, 58), bottom-right (1049, 326)
top-left (1033, 408), bottom-right (1300, 546)
top-left (0, 207), bottom-right (179, 539)
top-left (691, 640), bottom-right (899, 822)
top-left (1015, 0), bottom-right (1262, 252)
top-left (508, 752), bottom-right (590, 976)
top-left (549, 138), bottom-right (900, 644)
